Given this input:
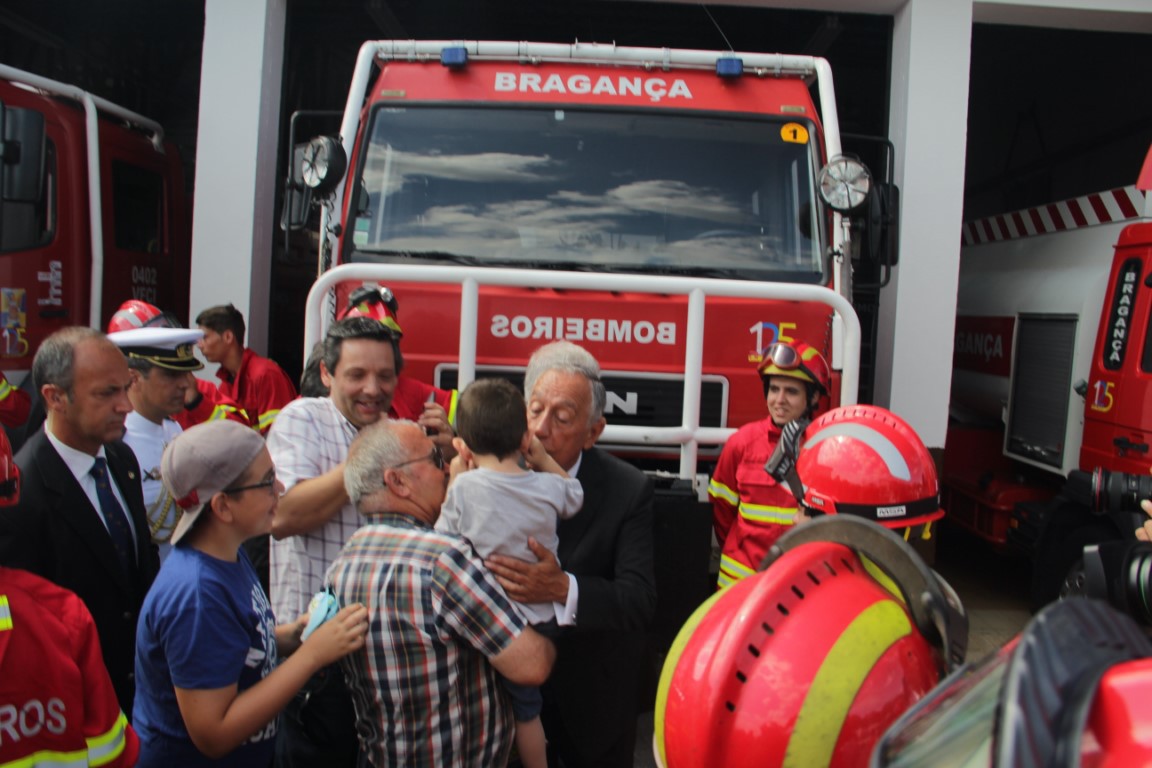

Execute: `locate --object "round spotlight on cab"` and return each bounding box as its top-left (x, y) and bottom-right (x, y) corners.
top-left (300, 136), bottom-right (347, 197)
top-left (818, 154), bottom-right (872, 213)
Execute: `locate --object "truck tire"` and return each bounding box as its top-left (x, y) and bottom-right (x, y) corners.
top-left (1030, 522), bottom-right (1116, 612)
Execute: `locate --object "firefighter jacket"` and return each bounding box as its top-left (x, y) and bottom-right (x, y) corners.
top-left (0, 566), bottom-right (139, 767)
top-left (709, 417), bottom-right (799, 588)
top-left (173, 378), bottom-right (250, 432)
top-left (0, 373), bottom-right (30, 429)
top-left (388, 375), bottom-right (458, 426)
top-left (216, 348), bottom-right (296, 435)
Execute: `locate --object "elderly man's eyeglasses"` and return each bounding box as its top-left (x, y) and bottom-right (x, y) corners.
top-left (223, 470), bottom-right (277, 495)
top-left (389, 444), bottom-right (445, 471)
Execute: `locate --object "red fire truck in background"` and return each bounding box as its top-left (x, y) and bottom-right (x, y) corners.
top-left (287, 40), bottom-right (890, 449)
top-left (285, 39), bottom-right (891, 644)
top-left (944, 144), bottom-right (1152, 607)
top-left (0, 64), bottom-right (190, 386)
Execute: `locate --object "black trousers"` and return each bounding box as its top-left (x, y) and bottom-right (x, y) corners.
top-left (274, 663), bottom-right (360, 768)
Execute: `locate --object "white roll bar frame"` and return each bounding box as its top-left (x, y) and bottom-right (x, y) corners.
top-left (305, 263), bottom-right (860, 479)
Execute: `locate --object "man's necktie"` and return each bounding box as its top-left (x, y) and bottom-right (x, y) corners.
top-left (90, 457), bottom-right (136, 578)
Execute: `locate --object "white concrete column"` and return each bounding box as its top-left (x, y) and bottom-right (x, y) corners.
top-left (872, 0), bottom-right (974, 449)
top-left (189, 0), bottom-right (285, 356)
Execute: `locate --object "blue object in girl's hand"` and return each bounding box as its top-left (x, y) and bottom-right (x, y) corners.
top-left (301, 589), bottom-right (339, 641)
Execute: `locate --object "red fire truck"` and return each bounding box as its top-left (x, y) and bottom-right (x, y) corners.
top-left (286, 39), bottom-right (890, 640)
top-left (0, 64), bottom-right (190, 382)
top-left (288, 39), bottom-right (890, 446)
top-left (944, 144), bottom-right (1152, 607)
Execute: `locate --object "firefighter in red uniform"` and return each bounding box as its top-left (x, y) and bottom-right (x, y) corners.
top-left (0, 372), bottom-right (30, 430)
top-left (708, 340), bottom-right (830, 588)
top-left (106, 301), bottom-right (250, 431)
top-left (195, 304), bottom-right (296, 435)
top-left (0, 428), bottom-right (140, 768)
top-left (337, 285), bottom-right (458, 429)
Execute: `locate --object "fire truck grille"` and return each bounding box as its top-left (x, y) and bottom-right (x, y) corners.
top-left (436, 368), bottom-right (727, 428)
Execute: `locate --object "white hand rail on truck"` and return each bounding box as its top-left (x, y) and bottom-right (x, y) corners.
top-left (305, 263), bottom-right (860, 480)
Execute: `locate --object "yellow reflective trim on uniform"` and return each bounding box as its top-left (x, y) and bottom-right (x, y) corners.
top-left (446, 389), bottom-right (459, 427)
top-left (737, 501), bottom-right (796, 525)
top-left (0, 595), bottom-right (11, 631)
top-left (0, 378), bottom-right (12, 399)
top-left (87, 712), bottom-right (129, 766)
top-left (707, 478), bottom-right (738, 505)
top-left (0, 747), bottom-right (88, 767)
top-left (257, 409), bottom-right (280, 431)
top-left (783, 600), bottom-right (913, 768)
top-left (717, 554), bottom-right (756, 589)
top-left (208, 405), bottom-right (231, 421)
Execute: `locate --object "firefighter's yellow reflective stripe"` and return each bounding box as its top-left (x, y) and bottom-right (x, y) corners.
top-left (0, 594), bottom-right (11, 631)
top-left (707, 478), bottom-right (737, 505)
top-left (0, 378), bottom-right (12, 400)
top-left (654, 587), bottom-right (728, 768)
top-left (446, 389), bottom-right (459, 427)
top-left (784, 600), bottom-right (912, 768)
top-left (208, 404), bottom-right (239, 422)
top-left (88, 712), bottom-right (129, 767)
top-left (737, 502), bottom-right (796, 525)
top-left (717, 554), bottom-right (756, 589)
top-left (257, 409), bottom-right (281, 432)
top-left (0, 748), bottom-right (88, 767)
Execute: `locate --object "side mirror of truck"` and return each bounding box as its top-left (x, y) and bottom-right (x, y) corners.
top-left (0, 102), bottom-right (46, 204)
top-left (280, 139), bottom-right (313, 232)
top-left (862, 180), bottom-right (900, 268)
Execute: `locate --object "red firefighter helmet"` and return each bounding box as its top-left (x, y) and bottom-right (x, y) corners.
top-left (757, 340), bottom-right (830, 396)
top-left (338, 284), bottom-right (403, 337)
top-left (794, 404), bottom-right (944, 530)
top-left (0, 428), bottom-right (19, 506)
top-left (107, 300), bottom-right (179, 333)
top-left (654, 516), bottom-right (967, 768)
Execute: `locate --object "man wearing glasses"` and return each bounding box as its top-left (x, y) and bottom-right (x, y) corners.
top-left (265, 316), bottom-right (402, 767)
top-left (328, 418), bottom-right (556, 766)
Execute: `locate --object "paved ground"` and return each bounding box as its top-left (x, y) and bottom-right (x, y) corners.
top-left (633, 522), bottom-right (1033, 766)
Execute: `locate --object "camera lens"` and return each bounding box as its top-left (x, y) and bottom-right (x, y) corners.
top-left (1089, 468), bottom-right (1152, 515)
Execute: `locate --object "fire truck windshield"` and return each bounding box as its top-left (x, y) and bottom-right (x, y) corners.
top-left (347, 105), bottom-right (826, 283)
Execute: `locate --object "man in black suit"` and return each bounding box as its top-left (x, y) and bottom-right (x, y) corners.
top-left (487, 340), bottom-right (657, 768)
top-left (0, 326), bottom-right (160, 718)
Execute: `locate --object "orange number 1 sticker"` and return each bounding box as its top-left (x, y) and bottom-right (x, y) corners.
top-left (781, 122), bottom-right (809, 144)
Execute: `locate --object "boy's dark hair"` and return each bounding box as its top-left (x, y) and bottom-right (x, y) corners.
top-left (322, 317), bottom-right (403, 375)
top-left (195, 304), bottom-right (246, 347)
top-left (456, 377), bottom-right (526, 459)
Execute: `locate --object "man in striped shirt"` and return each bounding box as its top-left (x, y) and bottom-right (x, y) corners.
top-left (328, 419), bottom-right (556, 766)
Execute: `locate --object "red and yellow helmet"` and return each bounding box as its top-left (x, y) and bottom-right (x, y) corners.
top-left (338, 284), bottom-right (403, 338)
top-left (757, 341), bottom-right (830, 396)
top-left (654, 516), bottom-right (967, 768)
top-left (107, 300), bottom-right (179, 333)
top-left (795, 405), bottom-right (944, 531)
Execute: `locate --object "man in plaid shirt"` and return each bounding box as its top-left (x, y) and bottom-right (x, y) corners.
top-left (328, 419), bottom-right (555, 765)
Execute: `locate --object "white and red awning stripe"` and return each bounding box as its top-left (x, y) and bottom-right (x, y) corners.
top-left (962, 186), bottom-right (1149, 246)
